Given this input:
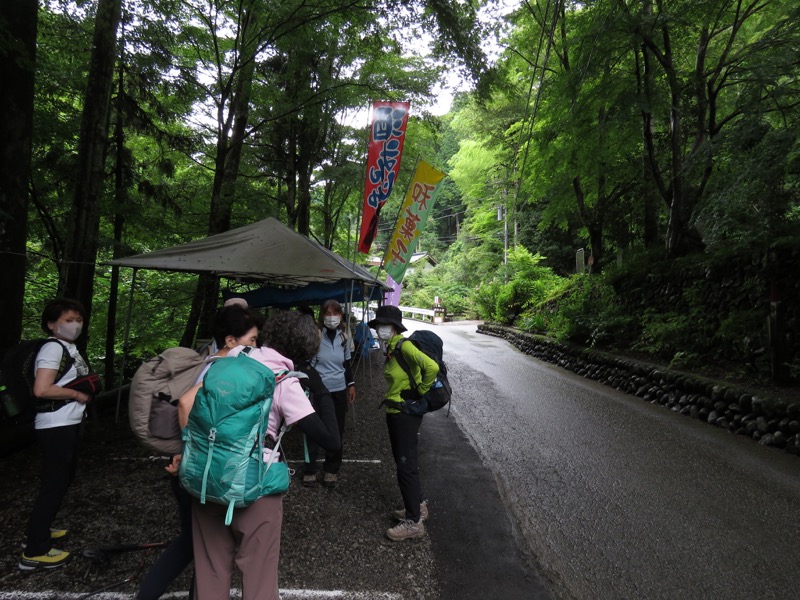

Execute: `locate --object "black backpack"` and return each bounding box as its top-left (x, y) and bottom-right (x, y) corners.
top-left (395, 330), bottom-right (452, 415)
top-left (1, 339), bottom-right (74, 418)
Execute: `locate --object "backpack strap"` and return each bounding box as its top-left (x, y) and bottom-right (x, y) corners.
top-left (271, 369), bottom-right (309, 468)
top-left (201, 427), bottom-right (217, 506)
top-left (393, 339), bottom-right (419, 393)
top-left (378, 338), bottom-right (419, 409)
top-left (33, 340), bottom-right (77, 413)
top-left (36, 339), bottom-right (74, 385)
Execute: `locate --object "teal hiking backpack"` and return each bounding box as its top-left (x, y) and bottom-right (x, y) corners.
top-left (179, 351), bottom-right (297, 525)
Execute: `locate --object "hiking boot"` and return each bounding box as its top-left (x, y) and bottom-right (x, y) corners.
top-left (323, 472), bottom-right (337, 488)
top-left (386, 519), bottom-right (425, 541)
top-left (302, 473), bottom-right (318, 486)
top-left (19, 548), bottom-right (71, 571)
top-left (21, 528), bottom-right (69, 549)
top-left (392, 500), bottom-right (429, 521)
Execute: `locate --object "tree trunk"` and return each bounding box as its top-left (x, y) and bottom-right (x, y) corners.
top-left (634, 10), bottom-right (661, 249)
top-left (572, 175), bottom-right (603, 274)
top-left (60, 0), bottom-right (122, 348)
top-left (285, 121), bottom-right (298, 228)
top-left (105, 61), bottom-right (126, 386)
top-left (181, 2), bottom-right (258, 345)
top-left (296, 152), bottom-right (312, 236)
top-left (0, 0), bottom-right (37, 353)
top-left (106, 213), bottom-right (124, 384)
top-left (653, 0), bottom-right (694, 258)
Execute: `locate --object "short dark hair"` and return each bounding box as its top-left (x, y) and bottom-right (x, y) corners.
top-left (262, 310), bottom-right (320, 364)
top-left (40, 298), bottom-right (86, 335)
top-left (294, 303), bottom-right (315, 318)
top-left (211, 305), bottom-right (264, 346)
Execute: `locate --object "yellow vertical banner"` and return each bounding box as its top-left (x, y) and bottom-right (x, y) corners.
top-left (382, 160), bottom-right (446, 283)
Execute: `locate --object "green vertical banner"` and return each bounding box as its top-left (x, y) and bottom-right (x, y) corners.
top-left (382, 160), bottom-right (446, 283)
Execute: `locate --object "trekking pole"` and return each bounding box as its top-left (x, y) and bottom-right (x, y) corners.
top-left (78, 541), bottom-right (167, 599)
top-left (82, 541), bottom-right (168, 563)
top-left (78, 573), bottom-right (137, 599)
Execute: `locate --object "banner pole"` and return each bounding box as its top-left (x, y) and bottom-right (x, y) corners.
top-left (355, 102), bottom-right (372, 259)
top-left (115, 267), bottom-right (138, 423)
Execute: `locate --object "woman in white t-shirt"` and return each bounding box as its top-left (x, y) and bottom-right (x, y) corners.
top-left (20, 298), bottom-right (96, 571)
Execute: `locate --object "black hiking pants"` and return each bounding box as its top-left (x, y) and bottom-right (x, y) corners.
top-left (136, 474), bottom-right (195, 600)
top-left (24, 423), bottom-right (81, 556)
top-left (386, 412), bottom-right (424, 522)
top-left (305, 389), bottom-right (348, 474)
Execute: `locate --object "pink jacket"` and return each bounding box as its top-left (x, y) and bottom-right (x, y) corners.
top-left (228, 346), bottom-right (314, 438)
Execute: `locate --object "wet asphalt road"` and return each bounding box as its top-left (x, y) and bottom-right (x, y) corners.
top-left (417, 321), bottom-right (800, 600)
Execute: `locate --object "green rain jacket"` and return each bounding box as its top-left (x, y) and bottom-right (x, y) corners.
top-left (382, 333), bottom-right (439, 414)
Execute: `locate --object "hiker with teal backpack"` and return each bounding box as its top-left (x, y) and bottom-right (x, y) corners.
top-left (369, 305), bottom-right (439, 542)
top-left (135, 303), bottom-right (262, 600)
top-left (19, 298), bottom-right (100, 570)
top-left (179, 310), bottom-right (340, 600)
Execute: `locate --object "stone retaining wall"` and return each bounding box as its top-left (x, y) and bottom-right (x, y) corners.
top-left (478, 323), bottom-right (800, 457)
top-left (607, 244), bottom-right (800, 375)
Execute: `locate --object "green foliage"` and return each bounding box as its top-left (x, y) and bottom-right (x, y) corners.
top-left (532, 274), bottom-right (634, 347)
top-left (473, 282), bottom-right (501, 321)
top-left (631, 310), bottom-right (694, 361)
top-left (401, 263), bottom-right (476, 319)
top-left (697, 122), bottom-right (800, 251)
top-left (517, 311), bottom-right (548, 333)
top-left (442, 245), bottom-right (565, 323)
top-left (668, 351), bottom-right (703, 371)
top-left (9, 0), bottom-right (800, 391)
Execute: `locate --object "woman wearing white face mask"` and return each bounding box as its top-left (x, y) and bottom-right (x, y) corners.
top-left (20, 298), bottom-right (99, 571)
top-left (303, 299), bottom-right (356, 487)
top-left (368, 305), bottom-right (438, 542)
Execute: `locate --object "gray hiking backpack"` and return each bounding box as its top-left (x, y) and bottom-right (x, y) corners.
top-left (129, 346), bottom-right (211, 455)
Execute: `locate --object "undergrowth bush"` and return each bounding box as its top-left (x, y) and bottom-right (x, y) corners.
top-left (470, 247), bottom-right (564, 323)
top-left (531, 274), bottom-right (635, 347)
top-left (631, 309), bottom-right (693, 360)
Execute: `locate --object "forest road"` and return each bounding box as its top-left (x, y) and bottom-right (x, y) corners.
top-left (413, 320), bottom-right (800, 600)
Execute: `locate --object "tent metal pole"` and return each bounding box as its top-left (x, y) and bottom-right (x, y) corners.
top-left (115, 268), bottom-right (138, 423)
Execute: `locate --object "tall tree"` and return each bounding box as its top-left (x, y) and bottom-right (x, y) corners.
top-left (0, 0), bottom-right (38, 352)
top-left (623, 0), bottom-right (800, 256)
top-left (60, 0), bottom-right (122, 342)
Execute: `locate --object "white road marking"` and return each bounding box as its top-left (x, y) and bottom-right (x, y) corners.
top-left (0, 590), bottom-right (403, 599)
top-left (108, 457), bottom-right (382, 464)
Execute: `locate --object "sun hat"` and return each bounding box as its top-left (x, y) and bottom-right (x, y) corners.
top-left (223, 297), bottom-right (248, 308)
top-left (368, 305), bottom-right (407, 333)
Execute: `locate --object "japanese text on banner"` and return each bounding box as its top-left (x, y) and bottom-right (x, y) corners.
top-left (358, 101), bottom-right (410, 254)
top-left (382, 161), bottom-right (446, 283)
